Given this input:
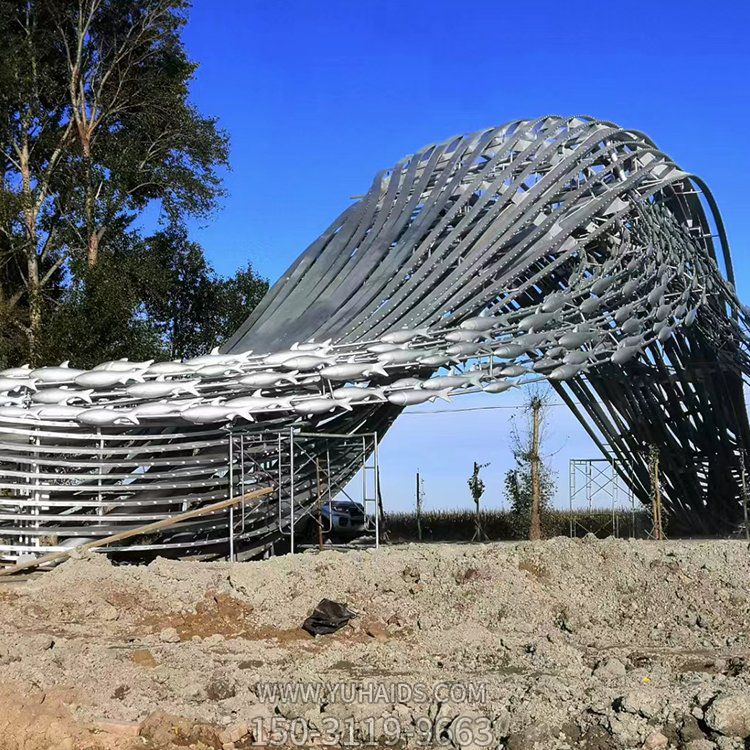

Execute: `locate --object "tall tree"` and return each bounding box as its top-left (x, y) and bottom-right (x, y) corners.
top-left (504, 389), bottom-right (557, 539)
top-left (142, 226), bottom-right (268, 360)
top-left (0, 0), bottom-right (229, 362)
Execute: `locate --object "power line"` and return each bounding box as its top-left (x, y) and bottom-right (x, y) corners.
top-left (403, 400), bottom-right (600, 415)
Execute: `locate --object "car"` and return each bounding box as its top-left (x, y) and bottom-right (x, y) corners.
top-left (320, 499), bottom-right (367, 537)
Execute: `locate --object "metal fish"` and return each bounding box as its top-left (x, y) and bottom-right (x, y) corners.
top-left (319, 362), bottom-right (388, 381)
top-left (196, 364), bottom-right (244, 379)
top-left (225, 393), bottom-right (287, 410)
top-left (377, 349), bottom-right (420, 365)
top-left (0, 377), bottom-right (36, 393)
top-left (532, 358), bottom-right (563, 373)
top-left (446, 342), bottom-right (482, 357)
top-left (35, 405), bottom-right (86, 420)
top-left (381, 328), bottom-right (428, 344)
top-left (499, 364), bottom-right (528, 377)
top-left (74, 370), bottom-right (144, 388)
top-left (184, 350), bottom-right (247, 366)
top-left (146, 362), bottom-right (195, 376)
top-left (77, 409), bottom-right (138, 426)
top-left (483, 380), bottom-right (513, 393)
top-left (493, 344), bottom-right (525, 359)
top-left (292, 397), bottom-right (352, 416)
top-left (0, 406), bottom-right (36, 420)
top-left (240, 371), bottom-right (300, 387)
top-left (180, 405), bottom-right (241, 424)
top-left (548, 363), bottom-right (584, 381)
top-left (30, 365), bottom-right (86, 383)
top-left (558, 330), bottom-right (597, 348)
top-left (459, 316), bottom-right (498, 332)
top-left (32, 388), bottom-right (93, 405)
top-left (131, 402), bottom-right (185, 418)
top-left (580, 296), bottom-right (602, 315)
top-left (445, 330), bottom-right (482, 343)
top-left (126, 381), bottom-right (201, 399)
top-left (621, 317), bottom-right (641, 335)
top-left (387, 389), bottom-right (435, 406)
top-left (367, 343), bottom-right (403, 354)
top-left (95, 359), bottom-right (154, 372)
top-left (611, 346), bottom-right (640, 364)
top-left (421, 374), bottom-right (482, 391)
top-left (518, 311), bottom-right (554, 332)
top-left (331, 386), bottom-right (386, 402)
top-left (416, 353), bottom-right (452, 367)
top-left (590, 276), bottom-right (613, 296)
top-left (563, 350), bottom-right (590, 365)
top-left (0, 365), bottom-right (30, 378)
top-left (389, 377), bottom-right (424, 389)
top-left (279, 355), bottom-right (333, 371)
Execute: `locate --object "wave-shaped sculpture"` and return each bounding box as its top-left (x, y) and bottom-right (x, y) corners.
top-left (1, 115), bottom-right (748, 560)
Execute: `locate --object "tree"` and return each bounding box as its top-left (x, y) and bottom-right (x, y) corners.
top-left (141, 226), bottom-right (268, 360)
top-left (0, 0), bottom-right (229, 361)
top-left (504, 389), bottom-right (557, 539)
top-left (468, 460), bottom-right (490, 542)
top-left (35, 226), bottom-right (269, 367)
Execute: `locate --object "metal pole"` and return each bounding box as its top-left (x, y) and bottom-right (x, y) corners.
top-left (649, 445), bottom-right (663, 541)
top-left (529, 398), bottom-right (541, 541)
top-left (289, 426), bottom-right (295, 554)
top-left (240, 433), bottom-right (246, 532)
top-left (315, 457), bottom-right (324, 550)
top-left (277, 433), bottom-right (283, 531)
top-left (373, 434), bottom-right (380, 549)
top-left (416, 471), bottom-right (422, 542)
top-left (228, 433), bottom-right (234, 561)
top-left (569, 461), bottom-right (574, 538)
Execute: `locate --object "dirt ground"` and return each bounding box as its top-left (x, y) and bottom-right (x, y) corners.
top-left (1, 538), bottom-right (750, 749)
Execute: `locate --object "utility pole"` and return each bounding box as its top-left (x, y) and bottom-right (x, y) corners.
top-left (415, 471), bottom-right (423, 542)
top-left (529, 396), bottom-right (542, 541)
top-left (649, 445), bottom-right (663, 541)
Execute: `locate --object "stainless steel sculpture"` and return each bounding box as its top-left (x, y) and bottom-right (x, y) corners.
top-left (1, 115), bottom-right (748, 560)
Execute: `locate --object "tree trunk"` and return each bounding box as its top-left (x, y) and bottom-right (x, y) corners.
top-left (87, 229), bottom-right (99, 268)
top-left (26, 253), bottom-right (42, 364)
top-left (20, 129), bottom-right (42, 363)
top-left (529, 398), bottom-right (542, 541)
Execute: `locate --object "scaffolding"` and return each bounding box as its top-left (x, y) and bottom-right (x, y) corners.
top-left (568, 458), bottom-right (639, 538)
top-left (227, 428), bottom-right (381, 559)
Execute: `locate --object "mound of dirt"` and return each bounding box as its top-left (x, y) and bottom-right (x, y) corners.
top-left (1, 538), bottom-right (749, 749)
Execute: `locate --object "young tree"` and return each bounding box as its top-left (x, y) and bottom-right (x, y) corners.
top-left (504, 389), bottom-right (557, 539)
top-left (0, 0), bottom-right (229, 361)
top-left (468, 460), bottom-right (490, 541)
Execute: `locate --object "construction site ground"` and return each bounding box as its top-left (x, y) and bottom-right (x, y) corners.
top-left (1, 538), bottom-right (750, 749)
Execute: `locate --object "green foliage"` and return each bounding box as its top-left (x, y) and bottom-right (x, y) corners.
top-left (32, 227), bottom-right (269, 367)
top-left (0, 0), bottom-right (240, 365)
top-left (142, 227), bottom-right (268, 359)
top-left (467, 461), bottom-right (489, 504)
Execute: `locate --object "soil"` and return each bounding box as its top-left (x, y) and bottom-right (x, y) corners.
top-left (1, 538), bottom-right (750, 749)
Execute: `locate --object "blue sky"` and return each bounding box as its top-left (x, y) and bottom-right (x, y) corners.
top-left (179, 0), bottom-right (750, 512)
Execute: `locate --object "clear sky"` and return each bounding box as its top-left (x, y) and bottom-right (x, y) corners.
top-left (179, 0), bottom-right (750, 513)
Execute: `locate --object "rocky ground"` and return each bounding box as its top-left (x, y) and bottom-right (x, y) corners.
top-left (1, 538), bottom-right (750, 749)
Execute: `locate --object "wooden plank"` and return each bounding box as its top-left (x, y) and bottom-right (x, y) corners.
top-left (0, 486), bottom-right (274, 577)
